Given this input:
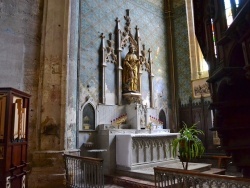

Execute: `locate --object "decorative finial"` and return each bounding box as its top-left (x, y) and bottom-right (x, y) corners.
top-left (126, 9), bottom-right (130, 16)
top-left (115, 17), bottom-right (120, 22)
top-left (100, 33), bottom-right (105, 39)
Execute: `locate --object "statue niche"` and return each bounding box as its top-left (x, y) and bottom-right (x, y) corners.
top-left (122, 45), bottom-right (140, 93)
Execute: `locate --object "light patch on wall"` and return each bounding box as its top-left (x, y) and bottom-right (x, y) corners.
top-left (79, 83), bottom-right (98, 104)
top-left (105, 83), bottom-right (116, 105)
top-left (105, 93), bottom-right (116, 105)
top-left (146, 0), bottom-right (164, 9)
top-left (154, 46), bottom-right (160, 60)
top-left (142, 95), bottom-right (150, 108)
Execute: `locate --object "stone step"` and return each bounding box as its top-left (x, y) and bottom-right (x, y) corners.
top-left (116, 162), bottom-right (213, 182)
top-left (116, 168), bottom-right (155, 182)
top-left (105, 168), bottom-right (225, 188)
top-left (202, 168), bottom-right (226, 175)
top-left (118, 159), bottom-right (180, 171)
top-left (105, 175), bottom-right (155, 188)
top-left (164, 161), bottom-right (212, 172)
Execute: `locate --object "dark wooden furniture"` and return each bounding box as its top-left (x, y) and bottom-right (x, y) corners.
top-left (212, 155), bottom-right (232, 169)
top-left (0, 88), bottom-right (30, 188)
top-left (179, 97), bottom-right (221, 154)
top-left (193, 0), bottom-right (250, 177)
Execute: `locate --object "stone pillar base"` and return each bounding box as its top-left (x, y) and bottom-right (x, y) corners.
top-left (28, 150), bottom-right (80, 188)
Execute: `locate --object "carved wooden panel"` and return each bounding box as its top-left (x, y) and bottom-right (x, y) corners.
top-left (179, 97), bottom-right (222, 154)
top-left (0, 88), bottom-right (30, 188)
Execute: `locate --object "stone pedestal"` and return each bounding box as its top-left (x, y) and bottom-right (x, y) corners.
top-left (123, 92), bottom-right (141, 104)
top-left (125, 103), bottom-right (143, 130)
top-left (97, 129), bottom-right (136, 175)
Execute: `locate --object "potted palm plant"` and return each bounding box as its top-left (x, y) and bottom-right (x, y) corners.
top-left (172, 121), bottom-right (205, 170)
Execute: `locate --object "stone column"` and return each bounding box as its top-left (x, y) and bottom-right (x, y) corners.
top-left (165, 0), bottom-right (178, 129)
top-left (100, 33), bottom-right (106, 104)
top-left (135, 26), bottom-right (142, 93)
top-left (115, 18), bottom-right (123, 105)
top-left (38, 0), bottom-right (70, 151)
top-left (67, 0), bottom-right (79, 150)
top-left (29, 0), bottom-right (79, 187)
top-left (148, 49), bottom-right (154, 108)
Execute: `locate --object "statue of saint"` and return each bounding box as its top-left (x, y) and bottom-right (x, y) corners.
top-left (122, 45), bottom-right (140, 93)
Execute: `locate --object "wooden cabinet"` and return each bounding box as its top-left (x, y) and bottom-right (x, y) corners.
top-left (0, 88), bottom-right (30, 188)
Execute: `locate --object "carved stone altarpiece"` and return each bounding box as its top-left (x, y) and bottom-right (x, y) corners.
top-left (100, 9), bottom-right (154, 106)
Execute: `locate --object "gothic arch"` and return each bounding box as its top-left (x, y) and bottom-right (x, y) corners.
top-left (159, 109), bottom-right (167, 129)
top-left (80, 97), bottom-right (96, 130)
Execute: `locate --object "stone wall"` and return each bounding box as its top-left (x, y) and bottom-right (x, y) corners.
top-left (0, 0), bottom-right (43, 153)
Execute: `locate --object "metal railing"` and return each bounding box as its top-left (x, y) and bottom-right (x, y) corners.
top-left (154, 166), bottom-right (250, 188)
top-left (63, 154), bottom-right (104, 188)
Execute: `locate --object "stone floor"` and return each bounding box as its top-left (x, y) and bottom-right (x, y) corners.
top-left (103, 163), bottom-right (203, 188)
top-left (103, 161), bottom-right (243, 188)
top-left (114, 161), bottom-right (217, 182)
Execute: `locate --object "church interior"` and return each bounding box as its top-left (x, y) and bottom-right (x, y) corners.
top-left (0, 0), bottom-right (250, 187)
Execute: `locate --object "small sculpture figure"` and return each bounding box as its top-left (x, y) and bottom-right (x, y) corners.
top-left (122, 45), bottom-right (140, 92)
top-left (83, 116), bottom-right (90, 130)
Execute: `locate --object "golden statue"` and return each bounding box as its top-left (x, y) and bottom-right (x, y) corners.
top-left (122, 45), bottom-right (140, 92)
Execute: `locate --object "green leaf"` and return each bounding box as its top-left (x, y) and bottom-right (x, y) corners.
top-left (170, 121), bottom-right (205, 169)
